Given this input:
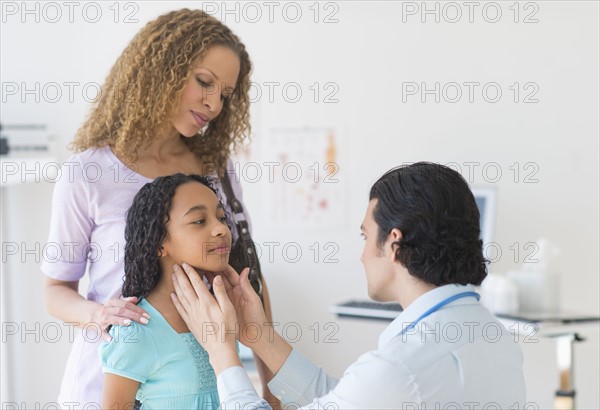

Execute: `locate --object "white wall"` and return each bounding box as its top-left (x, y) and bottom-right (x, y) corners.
top-left (1, 1), bottom-right (598, 408)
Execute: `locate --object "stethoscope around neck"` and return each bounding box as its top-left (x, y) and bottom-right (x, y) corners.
top-left (399, 291), bottom-right (481, 336)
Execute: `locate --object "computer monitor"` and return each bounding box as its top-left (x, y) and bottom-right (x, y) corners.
top-left (470, 186), bottom-right (496, 247)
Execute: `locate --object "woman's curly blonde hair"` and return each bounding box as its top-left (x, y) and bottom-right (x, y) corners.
top-left (71, 8), bottom-right (252, 174)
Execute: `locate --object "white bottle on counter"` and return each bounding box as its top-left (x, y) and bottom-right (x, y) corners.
top-left (480, 273), bottom-right (520, 315)
top-left (506, 238), bottom-right (561, 313)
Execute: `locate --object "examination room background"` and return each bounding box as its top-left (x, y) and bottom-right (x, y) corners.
top-left (1, 1), bottom-right (599, 409)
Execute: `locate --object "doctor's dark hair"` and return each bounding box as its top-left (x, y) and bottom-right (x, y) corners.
top-left (122, 173), bottom-right (220, 299)
top-left (369, 162), bottom-right (487, 286)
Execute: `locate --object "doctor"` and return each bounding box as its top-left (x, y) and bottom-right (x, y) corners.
top-left (172, 162), bottom-right (527, 409)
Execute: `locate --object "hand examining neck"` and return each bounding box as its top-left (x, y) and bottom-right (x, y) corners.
top-left (170, 263), bottom-right (241, 375)
top-left (216, 265), bottom-right (292, 376)
top-left (171, 263), bottom-right (293, 377)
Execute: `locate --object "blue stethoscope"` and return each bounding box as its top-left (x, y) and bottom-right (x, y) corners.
top-left (400, 291), bottom-right (480, 336)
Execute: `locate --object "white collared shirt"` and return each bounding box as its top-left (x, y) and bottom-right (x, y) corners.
top-left (217, 284), bottom-right (526, 409)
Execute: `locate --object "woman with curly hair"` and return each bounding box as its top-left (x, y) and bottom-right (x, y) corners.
top-left (42, 8), bottom-right (277, 407)
top-left (100, 173), bottom-right (233, 408)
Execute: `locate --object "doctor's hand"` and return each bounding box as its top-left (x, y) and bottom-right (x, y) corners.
top-left (215, 266), bottom-right (271, 348)
top-left (217, 266), bottom-right (293, 386)
top-left (221, 265), bottom-right (293, 378)
top-left (171, 263), bottom-right (241, 375)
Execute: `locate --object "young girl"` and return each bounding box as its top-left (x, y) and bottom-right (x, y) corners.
top-left (100, 173), bottom-right (232, 409)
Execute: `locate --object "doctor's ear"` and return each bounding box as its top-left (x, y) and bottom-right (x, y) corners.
top-left (157, 246), bottom-right (165, 257)
top-left (389, 228), bottom-right (403, 260)
top-left (389, 228), bottom-right (403, 242)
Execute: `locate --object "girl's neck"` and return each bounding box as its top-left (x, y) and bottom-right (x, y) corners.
top-left (145, 279), bottom-right (191, 334)
top-left (146, 268), bottom-right (177, 305)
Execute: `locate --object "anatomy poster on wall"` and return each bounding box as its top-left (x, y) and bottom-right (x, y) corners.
top-left (256, 127), bottom-right (344, 230)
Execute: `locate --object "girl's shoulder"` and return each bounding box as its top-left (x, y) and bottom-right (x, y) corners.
top-left (100, 319), bottom-right (161, 380)
top-left (105, 299), bottom-right (160, 345)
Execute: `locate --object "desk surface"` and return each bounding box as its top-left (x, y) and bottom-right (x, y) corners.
top-left (494, 311), bottom-right (600, 324)
top-left (331, 299), bottom-right (600, 324)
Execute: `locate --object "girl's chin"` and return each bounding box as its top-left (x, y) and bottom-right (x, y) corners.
top-left (212, 262), bottom-right (230, 272)
top-left (193, 261), bottom-right (230, 273)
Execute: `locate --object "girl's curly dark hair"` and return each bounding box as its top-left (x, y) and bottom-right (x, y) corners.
top-left (369, 162), bottom-right (488, 286)
top-left (122, 173), bottom-right (219, 299)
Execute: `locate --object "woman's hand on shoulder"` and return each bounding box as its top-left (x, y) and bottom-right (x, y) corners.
top-left (91, 296), bottom-right (150, 342)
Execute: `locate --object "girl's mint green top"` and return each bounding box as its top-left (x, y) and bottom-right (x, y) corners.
top-left (100, 298), bottom-right (219, 409)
